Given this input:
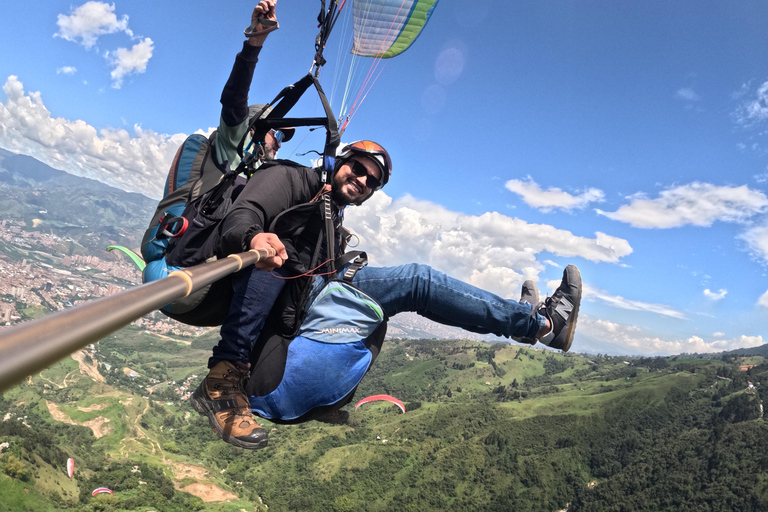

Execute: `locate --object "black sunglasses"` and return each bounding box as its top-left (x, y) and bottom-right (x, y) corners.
top-left (350, 160), bottom-right (382, 190)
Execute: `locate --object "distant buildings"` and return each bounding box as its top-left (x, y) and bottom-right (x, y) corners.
top-left (0, 219), bottom-right (209, 336)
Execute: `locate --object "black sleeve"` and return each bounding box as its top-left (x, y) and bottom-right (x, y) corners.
top-left (218, 165), bottom-right (298, 255)
top-left (220, 42), bottom-right (263, 127)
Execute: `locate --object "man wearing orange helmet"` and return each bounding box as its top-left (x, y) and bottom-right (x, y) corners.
top-left (190, 134), bottom-right (582, 450)
top-left (188, 0), bottom-right (581, 452)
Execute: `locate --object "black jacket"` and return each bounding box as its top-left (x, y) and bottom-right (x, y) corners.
top-left (218, 160), bottom-right (342, 275)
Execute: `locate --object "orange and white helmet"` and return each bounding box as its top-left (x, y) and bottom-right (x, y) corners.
top-left (335, 140), bottom-right (392, 190)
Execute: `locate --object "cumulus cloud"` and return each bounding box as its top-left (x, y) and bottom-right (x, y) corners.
top-left (505, 178), bottom-right (605, 212)
top-left (0, 74), bottom-right (633, 299)
top-left (597, 182), bottom-right (768, 228)
top-left (0, 76), bottom-right (185, 197)
top-left (759, 290), bottom-right (768, 308)
top-left (107, 38), bottom-right (154, 89)
top-left (580, 316), bottom-right (764, 355)
top-left (676, 88), bottom-right (701, 101)
top-left (740, 223), bottom-right (768, 263)
top-left (344, 194), bottom-right (632, 298)
top-left (703, 288), bottom-right (727, 301)
top-left (55, 1), bottom-right (130, 49)
top-left (56, 66), bottom-right (78, 75)
top-left (735, 80), bottom-right (768, 125)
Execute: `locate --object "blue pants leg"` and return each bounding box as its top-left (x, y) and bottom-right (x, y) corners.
top-left (347, 263), bottom-right (546, 339)
top-left (208, 267), bottom-right (287, 368)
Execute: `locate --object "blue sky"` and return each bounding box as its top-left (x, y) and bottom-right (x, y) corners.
top-left (0, 1), bottom-right (766, 355)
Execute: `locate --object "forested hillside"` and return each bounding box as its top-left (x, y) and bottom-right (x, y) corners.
top-left (2, 329), bottom-right (766, 511)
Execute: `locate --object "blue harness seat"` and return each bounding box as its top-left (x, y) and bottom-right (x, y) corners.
top-left (247, 280), bottom-right (385, 422)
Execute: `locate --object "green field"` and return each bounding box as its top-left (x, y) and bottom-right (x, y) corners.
top-left (1, 330), bottom-right (767, 511)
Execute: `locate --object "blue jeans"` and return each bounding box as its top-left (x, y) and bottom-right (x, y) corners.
top-left (209, 263), bottom-right (546, 367)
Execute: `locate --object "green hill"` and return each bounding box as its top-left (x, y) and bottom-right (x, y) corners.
top-left (2, 329), bottom-right (767, 511)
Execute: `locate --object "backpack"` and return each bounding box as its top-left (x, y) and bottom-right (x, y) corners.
top-left (139, 131), bottom-right (237, 325)
top-left (140, 132), bottom-right (224, 264)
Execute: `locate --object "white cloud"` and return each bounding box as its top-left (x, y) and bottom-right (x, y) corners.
top-left (676, 88), bottom-right (701, 101)
top-left (713, 332), bottom-right (726, 338)
top-left (597, 182), bottom-right (768, 228)
top-left (759, 290), bottom-right (768, 308)
top-left (736, 80), bottom-right (768, 125)
top-left (567, 282), bottom-right (686, 319)
top-left (108, 38), bottom-right (154, 89)
top-left (56, 66), bottom-right (78, 75)
top-left (55, 1), bottom-right (130, 49)
top-left (732, 81), bottom-right (752, 101)
top-left (0, 75), bottom-right (633, 300)
top-left (505, 178), bottom-right (605, 212)
top-left (345, 194), bottom-right (632, 298)
top-left (580, 316), bottom-right (764, 355)
top-left (703, 288), bottom-right (727, 301)
top-left (740, 223), bottom-right (768, 263)
top-left (0, 76), bottom-right (185, 198)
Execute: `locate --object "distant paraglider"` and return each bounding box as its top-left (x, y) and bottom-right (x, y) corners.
top-left (66, 457), bottom-right (74, 478)
top-left (355, 394), bottom-right (406, 414)
top-left (91, 487), bottom-right (114, 496)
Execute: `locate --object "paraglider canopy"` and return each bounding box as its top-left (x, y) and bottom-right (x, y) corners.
top-left (333, 0), bottom-right (440, 133)
top-left (351, 0), bottom-right (439, 58)
top-left (67, 457), bottom-right (74, 478)
top-left (91, 487), bottom-right (113, 496)
top-left (355, 394), bottom-right (406, 414)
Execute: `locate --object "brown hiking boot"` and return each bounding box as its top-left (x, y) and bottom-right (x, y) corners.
top-left (189, 361), bottom-right (268, 449)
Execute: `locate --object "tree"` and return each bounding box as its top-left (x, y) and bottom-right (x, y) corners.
top-left (2, 454), bottom-right (30, 481)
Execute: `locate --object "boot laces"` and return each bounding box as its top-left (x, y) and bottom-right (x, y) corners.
top-left (216, 367), bottom-right (249, 392)
top-left (220, 408), bottom-right (254, 421)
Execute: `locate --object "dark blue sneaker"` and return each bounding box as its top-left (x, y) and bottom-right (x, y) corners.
top-left (520, 280), bottom-right (539, 305)
top-left (537, 265), bottom-right (581, 352)
top-left (516, 280), bottom-right (540, 345)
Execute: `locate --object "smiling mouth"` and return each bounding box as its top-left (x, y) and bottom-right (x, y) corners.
top-left (348, 180), bottom-right (364, 195)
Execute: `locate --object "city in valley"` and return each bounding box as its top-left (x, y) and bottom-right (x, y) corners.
top-left (0, 218), bottom-right (209, 338)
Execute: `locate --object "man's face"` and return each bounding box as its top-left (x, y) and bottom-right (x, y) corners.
top-left (262, 129), bottom-right (281, 160)
top-left (332, 156), bottom-right (382, 205)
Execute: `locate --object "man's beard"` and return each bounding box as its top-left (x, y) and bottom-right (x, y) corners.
top-left (261, 144), bottom-right (278, 161)
top-left (330, 183), bottom-right (353, 206)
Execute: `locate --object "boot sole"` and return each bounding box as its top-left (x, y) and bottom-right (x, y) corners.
top-left (189, 388), bottom-right (268, 450)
